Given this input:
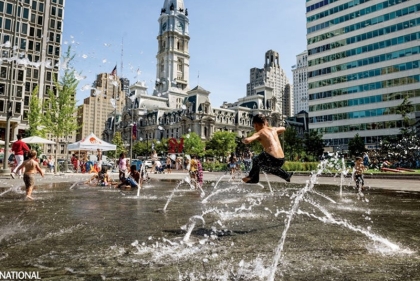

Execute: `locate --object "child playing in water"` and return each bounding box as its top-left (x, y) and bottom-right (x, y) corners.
top-left (118, 165), bottom-right (140, 189)
top-left (15, 150), bottom-right (45, 200)
top-left (86, 166), bottom-right (112, 186)
top-left (241, 114), bottom-right (293, 184)
top-left (354, 156), bottom-right (367, 192)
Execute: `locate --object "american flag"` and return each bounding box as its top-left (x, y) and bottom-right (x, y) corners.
top-left (110, 65), bottom-right (117, 76)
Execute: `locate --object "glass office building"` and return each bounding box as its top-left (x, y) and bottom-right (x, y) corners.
top-left (306, 0), bottom-right (420, 151)
top-left (0, 0), bottom-right (65, 141)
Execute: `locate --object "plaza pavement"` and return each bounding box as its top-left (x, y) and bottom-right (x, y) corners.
top-left (0, 170), bottom-right (419, 192)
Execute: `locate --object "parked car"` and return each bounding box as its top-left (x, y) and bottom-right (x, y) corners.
top-left (143, 159), bottom-right (153, 168)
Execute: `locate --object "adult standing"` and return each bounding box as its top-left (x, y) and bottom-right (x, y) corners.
top-left (47, 155), bottom-right (55, 173)
top-left (11, 134), bottom-right (30, 179)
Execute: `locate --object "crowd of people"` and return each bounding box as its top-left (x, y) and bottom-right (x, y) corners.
top-left (10, 114), bottom-right (389, 200)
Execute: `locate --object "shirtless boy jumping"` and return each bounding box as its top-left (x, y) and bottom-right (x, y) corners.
top-left (242, 114), bottom-right (293, 184)
top-left (15, 150), bottom-right (45, 200)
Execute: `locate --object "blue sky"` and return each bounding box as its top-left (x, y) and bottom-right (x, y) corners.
top-left (62, 0), bottom-right (307, 107)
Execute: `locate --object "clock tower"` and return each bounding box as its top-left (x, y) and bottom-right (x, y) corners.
top-left (156, 0), bottom-right (190, 94)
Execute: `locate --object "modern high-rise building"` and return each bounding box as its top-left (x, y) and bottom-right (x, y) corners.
top-left (292, 50), bottom-right (308, 115)
top-left (307, 0), bottom-right (420, 151)
top-left (246, 50), bottom-right (291, 117)
top-left (78, 72), bottom-right (126, 140)
top-left (0, 0), bottom-right (68, 157)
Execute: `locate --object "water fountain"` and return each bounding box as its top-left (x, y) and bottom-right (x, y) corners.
top-left (0, 163), bottom-right (419, 280)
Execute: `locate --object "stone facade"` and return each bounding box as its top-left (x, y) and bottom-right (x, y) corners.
top-left (246, 50), bottom-right (292, 118)
top-left (78, 73), bottom-right (126, 141)
top-left (103, 0), bottom-right (290, 150)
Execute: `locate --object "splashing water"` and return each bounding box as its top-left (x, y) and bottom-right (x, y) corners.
top-left (263, 172), bottom-right (273, 193)
top-left (0, 187), bottom-right (13, 197)
top-left (162, 177), bottom-right (189, 212)
top-left (201, 185), bottom-right (240, 204)
top-left (213, 174), bottom-right (227, 190)
top-left (297, 202), bottom-right (402, 253)
top-left (268, 162), bottom-right (325, 281)
top-left (182, 215), bottom-right (205, 242)
top-left (137, 163), bottom-right (147, 197)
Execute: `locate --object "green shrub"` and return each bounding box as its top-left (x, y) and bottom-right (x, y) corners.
top-left (202, 161), bottom-right (227, 172)
top-left (284, 161), bottom-right (319, 172)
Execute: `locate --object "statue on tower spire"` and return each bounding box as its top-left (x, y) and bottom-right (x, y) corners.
top-left (162, 0), bottom-right (187, 15)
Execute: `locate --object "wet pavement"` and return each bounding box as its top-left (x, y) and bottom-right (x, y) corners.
top-left (1, 170), bottom-right (419, 192)
top-left (0, 170), bottom-right (419, 280)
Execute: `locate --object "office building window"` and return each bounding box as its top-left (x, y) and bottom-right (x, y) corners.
top-left (6, 3), bottom-right (12, 14)
top-left (15, 102), bottom-right (21, 114)
top-left (5, 18), bottom-right (11, 30)
top-left (0, 67), bottom-right (6, 78)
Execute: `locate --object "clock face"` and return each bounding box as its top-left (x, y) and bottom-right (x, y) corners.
top-left (176, 21), bottom-right (184, 31)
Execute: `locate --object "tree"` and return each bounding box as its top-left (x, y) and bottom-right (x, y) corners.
top-left (110, 132), bottom-right (125, 159)
top-left (396, 96), bottom-right (416, 137)
top-left (379, 97), bottom-right (419, 167)
top-left (41, 46), bottom-right (80, 171)
top-left (206, 131), bottom-right (237, 161)
top-left (151, 138), bottom-right (168, 156)
top-left (303, 130), bottom-right (324, 161)
top-left (348, 133), bottom-right (366, 157)
top-left (27, 86), bottom-right (46, 138)
top-left (132, 140), bottom-right (148, 158)
top-left (284, 127), bottom-right (303, 161)
top-left (182, 132), bottom-right (205, 156)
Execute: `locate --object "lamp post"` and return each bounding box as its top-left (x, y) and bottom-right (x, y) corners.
top-left (129, 123), bottom-right (134, 161)
top-left (2, 0), bottom-right (22, 173)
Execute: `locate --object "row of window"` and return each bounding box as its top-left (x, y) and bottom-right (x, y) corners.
top-left (312, 118), bottom-right (415, 134)
top-left (309, 60), bottom-right (419, 89)
top-left (0, 79), bottom-right (56, 100)
top-left (309, 17), bottom-right (420, 56)
top-left (0, 82), bottom-right (31, 98)
top-left (0, 15), bottom-right (26, 32)
top-left (309, 45), bottom-right (420, 79)
top-left (309, 74), bottom-right (420, 100)
top-left (307, 0), bottom-right (340, 13)
top-left (0, 99), bottom-right (28, 117)
top-left (309, 89), bottom-right (420, 112)
top-left (308, 31), bottom-right (419, 67)
top-left (308, 2), bottom-right (416, 43)
top-left (0, 1), bottom-right (63, 16)
top-left (306, 0), bottom-right (403, 23)
top-left (310, 103), bottom-right (420, 125)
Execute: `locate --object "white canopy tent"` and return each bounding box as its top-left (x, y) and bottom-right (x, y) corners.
top-left (67, 133), bottom-right (116, 151)
top-left (12, 136), bottom-right (56, 144)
